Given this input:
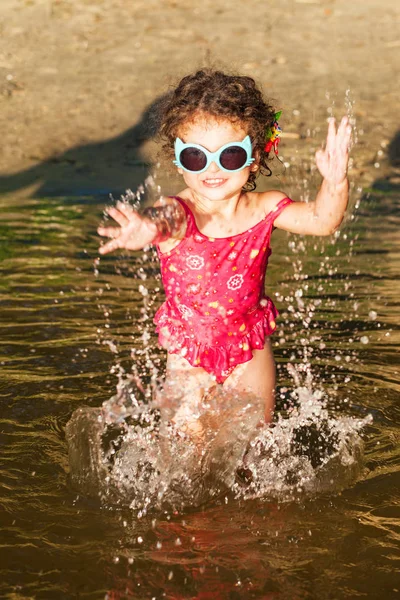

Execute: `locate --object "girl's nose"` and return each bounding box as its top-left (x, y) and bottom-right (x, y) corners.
top-left (207, 161), bottom-right (220, 173)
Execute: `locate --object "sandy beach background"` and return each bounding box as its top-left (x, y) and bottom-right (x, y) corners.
top-left (0, 0), bottom-right (399, 198)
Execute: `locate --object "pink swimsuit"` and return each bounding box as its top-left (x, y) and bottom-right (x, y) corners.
top-left (154, 196), bottom-right (293, 383)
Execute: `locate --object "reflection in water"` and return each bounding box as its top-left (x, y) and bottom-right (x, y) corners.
top-left (0, 130), bottom-right (399, 598)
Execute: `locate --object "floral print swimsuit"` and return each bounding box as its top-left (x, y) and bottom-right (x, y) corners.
top-left (154, 196), bottom-right (293, 383)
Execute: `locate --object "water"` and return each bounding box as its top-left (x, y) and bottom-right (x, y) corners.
top-left (1, 161), bottom-right (399, 597)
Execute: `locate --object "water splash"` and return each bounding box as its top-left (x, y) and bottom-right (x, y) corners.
top-left (66, 368), bottom-right (371, 513)
top-left (234, 384), bottom-right (371, 502)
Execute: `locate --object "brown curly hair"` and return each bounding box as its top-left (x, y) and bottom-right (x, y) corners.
top-left (159, 69), bottom-right (278, 190)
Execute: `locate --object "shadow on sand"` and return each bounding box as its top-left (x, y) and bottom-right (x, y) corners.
top-left (0, 94), bottom-right (170, 199)
top-left (369, 130), bottom-right (400, 195)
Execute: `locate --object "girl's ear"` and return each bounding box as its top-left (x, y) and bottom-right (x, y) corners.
top-left (251, 148), bottom-right (261, 172)
top-left (177, 167), bottom-right (184, 175)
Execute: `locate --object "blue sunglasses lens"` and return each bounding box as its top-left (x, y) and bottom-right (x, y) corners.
top-left (220, 146), bottom-right (247, 171)
top-left (179, 144), bottom-right (249, 172)
top-left (180, 147), bottom-right (207, 172)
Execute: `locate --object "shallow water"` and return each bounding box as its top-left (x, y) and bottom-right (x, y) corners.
top-left (1, 171), bottom-right (399, 599)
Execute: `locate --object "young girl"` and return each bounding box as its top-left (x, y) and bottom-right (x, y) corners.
top-left (98, 69), bottom-right (351, 428)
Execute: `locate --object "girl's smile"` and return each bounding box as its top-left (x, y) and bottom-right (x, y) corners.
top-left (202, 177), bottom-right (227, 187)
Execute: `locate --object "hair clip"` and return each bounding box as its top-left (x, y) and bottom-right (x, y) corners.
top-left (264, 110), bottom-right (282, 155)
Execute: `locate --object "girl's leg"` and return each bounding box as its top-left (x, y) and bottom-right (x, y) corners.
top-left (160, 353), bottom-right (216, 435)
top-left (223, 338), bottom-right (276, 423)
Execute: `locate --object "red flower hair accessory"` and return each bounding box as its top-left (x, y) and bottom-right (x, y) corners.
top-left (264, 111), bottom-right (282, 155)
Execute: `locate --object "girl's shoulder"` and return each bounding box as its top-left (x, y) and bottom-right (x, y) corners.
top-left (248, 189), bottom-right (290, 216)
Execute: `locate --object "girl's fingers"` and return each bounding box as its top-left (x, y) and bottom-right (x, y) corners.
top-left (325, 118), bottom-right (337, 155)
top-left (337, 117), bottom-right (351, 146)
top-left (98, 237), bottom-right (122, 255)
top-left (336, 123), bottom-right (351, 165)
top-left (326, 116), bottom-right (351, 154)
top-left (337, 116), bottom-right (348, 134)
top-left (116, 200), bottom-right (135, 215)
top-left (343, 124), bottom-right (352, 152)
top-left (97, 225), bottom-right (121, 238)
top-left (315, 116), bottom-right (352, 182)
top-left (105, 205), bottom-right (130, 227)
top-left (115, 201), bottom-right (142, 223)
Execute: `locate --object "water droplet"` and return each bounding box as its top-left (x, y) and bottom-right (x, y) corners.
top-left (360, 336), bottom-right (369, 344)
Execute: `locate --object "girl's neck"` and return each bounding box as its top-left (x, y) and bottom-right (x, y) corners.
top-left (188, 189), bottom-right (246, 218)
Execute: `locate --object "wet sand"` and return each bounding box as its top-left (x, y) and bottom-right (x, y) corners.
top-left (0, 0), bottom-right (399, 197)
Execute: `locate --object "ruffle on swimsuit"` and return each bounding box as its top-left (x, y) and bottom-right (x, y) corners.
top-left (154, 196), bottom-right (293, 383)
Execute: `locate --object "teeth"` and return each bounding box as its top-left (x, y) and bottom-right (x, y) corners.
top-left (204, 179), bottom-right (224, 183)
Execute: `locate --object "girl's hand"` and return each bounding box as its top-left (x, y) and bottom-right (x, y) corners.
top-left (97, 201), bottom-right (158, 255)
top-left (315, 116), bottom-right (352, 185)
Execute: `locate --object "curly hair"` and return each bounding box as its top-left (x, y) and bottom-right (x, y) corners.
top-left (159, 69), bottom-right (278, 190)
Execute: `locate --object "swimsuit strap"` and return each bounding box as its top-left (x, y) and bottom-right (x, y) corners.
top-left (172, 196), bottom-right (197, 237)
top-left (266, 196), bottom-right (293, 224)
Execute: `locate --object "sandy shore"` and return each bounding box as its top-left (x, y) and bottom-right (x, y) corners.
top-left (0, 0), bottom-right (398, 197)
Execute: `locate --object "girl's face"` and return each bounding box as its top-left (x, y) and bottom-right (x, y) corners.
top-left (176, 116), bottom-right (258, 202)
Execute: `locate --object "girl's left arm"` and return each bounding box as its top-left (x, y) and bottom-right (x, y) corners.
top-left (272, 116), bottom-right (352, 236)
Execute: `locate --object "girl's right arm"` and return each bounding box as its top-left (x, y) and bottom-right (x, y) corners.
top-left (264, 116), bottom-right (352, 237)
top-left (97, 197), bottom-right (187, 255)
